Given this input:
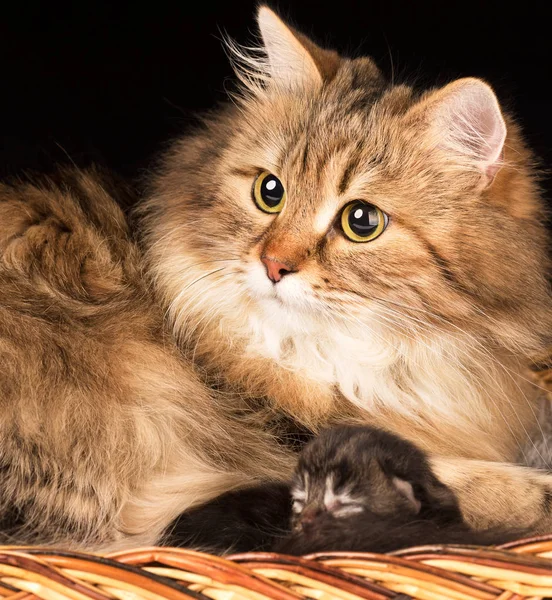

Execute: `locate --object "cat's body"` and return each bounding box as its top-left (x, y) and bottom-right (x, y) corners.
top-left (141, 8), bottom-right (552, 535)
top-left (0, 167), bottom-right (293, 548)
top-left (142, 11), bottom-right (550, 463)
top-left (2, 6), bottom-right (552, 549)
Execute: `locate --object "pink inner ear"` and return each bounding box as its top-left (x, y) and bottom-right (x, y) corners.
top-left (392, 476), bottom-right (421, 513)
top-left (436, 80), bottom-right (507, 181)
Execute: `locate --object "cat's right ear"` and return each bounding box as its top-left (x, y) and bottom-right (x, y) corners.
top-left (407, 78), bottom-right (507, 186)
top-left (255, 6), bottom-right (340, 90)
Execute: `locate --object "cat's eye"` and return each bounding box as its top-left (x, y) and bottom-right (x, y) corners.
top-left (341, 201), bottom-right (388, 242)
top-left (253, 171), bottom-right (286, 213)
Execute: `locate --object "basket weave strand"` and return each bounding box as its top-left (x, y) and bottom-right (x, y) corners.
top-left (1, 536), bottom-right (552, 600)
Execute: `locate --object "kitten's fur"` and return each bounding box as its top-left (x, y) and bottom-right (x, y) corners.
top-left (280, 426), bottom-right (528, 554)
top-left (2, 6), bottom-right (552, 549)
top-left (167, 427), bottom-right (528, 555)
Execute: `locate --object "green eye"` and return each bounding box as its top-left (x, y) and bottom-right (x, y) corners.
top-left (341, 201), bottom-right (388, 242)
top-left (253, 171), bottom-right (286, 213)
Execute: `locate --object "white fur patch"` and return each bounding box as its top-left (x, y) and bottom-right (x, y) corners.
top-left (239, 260), bottom-right (516, 451)
top-left (158, 249), bottom-right (527, 462)
top-left (324, 475), bottom-right (364, 516)
top-left (291, 488), bottom-right (306, 502)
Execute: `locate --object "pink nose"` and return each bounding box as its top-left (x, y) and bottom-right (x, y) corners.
top-left (261, 257), bottom-right (293, 282)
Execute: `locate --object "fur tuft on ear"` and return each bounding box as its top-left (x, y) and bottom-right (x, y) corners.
top-left (412, 78), bottom-right (507, 183)
top-left (257, 6), bottom-right (323, 90)
top-left (224, 6), bottom-right (340, 96)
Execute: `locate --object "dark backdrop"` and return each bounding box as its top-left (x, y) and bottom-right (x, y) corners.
top-left (2, 0), bottom-right (551, 200)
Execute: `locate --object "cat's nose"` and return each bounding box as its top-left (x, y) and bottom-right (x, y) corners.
top-left (300, 507), bottom-right (323, 531)
top-left (261, 256), bottom-right (294, 282)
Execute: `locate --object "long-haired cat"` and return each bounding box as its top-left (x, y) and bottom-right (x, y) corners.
top-left (0, 167), bottom-right (293, 548)
top-left (141, 7), bottom-right (552, 535)
top-left (2, 6), bottom-right (552, 550)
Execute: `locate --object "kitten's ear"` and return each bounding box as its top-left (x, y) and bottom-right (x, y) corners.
top-left (409, 78), bottom-right (506, 184)
top-left (392, 474), bottom-right (464, 521)
top-left (257, 6), bottom-right (340, 90)
top-left (391, 477), bottom-right (421, 513)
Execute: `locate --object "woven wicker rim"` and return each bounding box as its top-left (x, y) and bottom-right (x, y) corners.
top-left (2, 534), bottom-right (552, 600)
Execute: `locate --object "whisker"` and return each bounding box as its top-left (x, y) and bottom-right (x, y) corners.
top-left (319, 289), bottom-right (539, 462)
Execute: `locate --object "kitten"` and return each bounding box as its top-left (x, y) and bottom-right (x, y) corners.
top-left (278, 426), bottom-right (528, 554)
top-left (167, 426), bottom-right (527, 554)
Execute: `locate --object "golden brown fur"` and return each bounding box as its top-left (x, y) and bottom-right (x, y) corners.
top-left (0, 167), bottom-right (292, 548)
top-left (3, 6), bottom-right (552, 549)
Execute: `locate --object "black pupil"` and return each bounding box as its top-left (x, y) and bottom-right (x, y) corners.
top-left (261, 175), bottom-right (284, 207)
top-left (348, 203), bottom-right (380, 236)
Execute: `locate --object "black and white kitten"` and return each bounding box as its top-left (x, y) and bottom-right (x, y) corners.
top-left (166, 426), bottom-right (527, 554)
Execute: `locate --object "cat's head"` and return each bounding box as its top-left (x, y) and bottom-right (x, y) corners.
top-left (143, 7), bottom-right (551, 407)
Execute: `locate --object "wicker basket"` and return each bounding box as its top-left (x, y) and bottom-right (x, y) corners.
top-left (2, 535), bottom-right (552, 600)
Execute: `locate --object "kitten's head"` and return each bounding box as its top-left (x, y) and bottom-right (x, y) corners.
top-left (290, 426), bottom-right (461, 532)
top-left (143, 7), bottom-right (551, 419)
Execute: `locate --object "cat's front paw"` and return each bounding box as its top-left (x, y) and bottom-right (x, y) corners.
top-left (290, 425), bottom-right (463, 533)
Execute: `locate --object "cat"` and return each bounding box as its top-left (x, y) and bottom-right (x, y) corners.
top-left (2, 5), bottom-right (552, 551)
top-left (141, 6), bottom-right (552, 537)
top-left (167, 426), bottom-right (528, 554)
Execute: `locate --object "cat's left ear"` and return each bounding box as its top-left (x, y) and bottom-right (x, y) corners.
top-left (256, 6), bottom-right (340, 90)
top-left (408, 78), bottom-right (507, 185)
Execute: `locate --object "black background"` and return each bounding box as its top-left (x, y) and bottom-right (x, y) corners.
top-left (2, 1), bottom-right (551, 200)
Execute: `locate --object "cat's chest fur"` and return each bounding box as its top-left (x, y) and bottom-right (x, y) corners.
top-left (247, 302), bottom-right (394, 400)
top-left (240, 301), bottom-right (533, 460)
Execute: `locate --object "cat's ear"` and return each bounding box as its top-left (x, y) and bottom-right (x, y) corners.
top-left (409, 78), bottom-right (506, 184)
top-left (391, 477), bottom-right (421, 513)
top-left (256, 6), bottom-right (340, 90)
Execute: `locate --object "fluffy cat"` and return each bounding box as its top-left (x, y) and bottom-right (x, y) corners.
top-left (2, 5), bottom-right (552, 550)
top-left (0, 167), bottom-right (293, 548)
top-left (142, 7), bottom-right (552, 535)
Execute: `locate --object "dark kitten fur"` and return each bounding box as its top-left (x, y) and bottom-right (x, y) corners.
top-left (165, 483), bottom-right (292, 553)
top-left (167, 426), bottom-right (527, 554)
top-left (278, 426), bottom-right (527, 554)
top-left (276, 511), bottom-right (526, 555)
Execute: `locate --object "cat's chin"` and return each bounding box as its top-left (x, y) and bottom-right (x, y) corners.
top-left (244, 263), bottom-right (318, 313)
